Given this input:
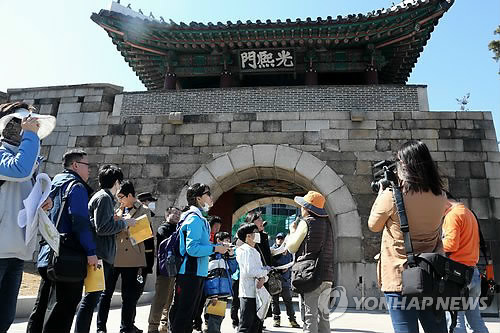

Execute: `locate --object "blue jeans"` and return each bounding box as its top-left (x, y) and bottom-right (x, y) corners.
top-left (74, 261), bottom-right (113, 333)
top-left (0, 258), bottom-right (24, 333)
top-left (385, 292), bottom-right (447, 333)
top-left (206, 314), bottom-right (224, 333)
top-left (448, 268), bottom-right (489, 333)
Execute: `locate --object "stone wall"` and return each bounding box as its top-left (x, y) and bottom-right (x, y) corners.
top-left (0, 91), bottom-right (7, 103)
top-left (6, 83), bottom-right (500, 304)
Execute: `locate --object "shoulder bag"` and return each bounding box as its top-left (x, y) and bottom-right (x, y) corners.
top-left (46, 180), bottom-right (88, 282)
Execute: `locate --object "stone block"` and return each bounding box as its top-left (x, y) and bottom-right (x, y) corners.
top-left (237, 168), bottom-right (259, 183)
top-left (57, 113), bottom-right (83, 126)
top-left (437, 162), bottom-right (455, 178)
top-left (58, 102), bottom-right (81, 114)
top-left (449, 178), bottom-right (470, 197)
top-left (104, 154), bottom-right (123, 164)
top-left (180, 135), bottom-right (193, 147)
top-left (336, 210), bottom-right (363, 237)
top-left (67, 136), bottom-right (77, 148)
top-left (291, 144), bottom-right (321, 152)
top-left (209, 133), bottom-right (223, 146)
top-left (123, 155), bottom-right (147, 164)
top-left (233, 113), bottom-right (256, 121)
top-left (48, 146), bottom-right (67, 163)
top-left (81, 102), bottom-right (103, 112)
top-left (295, 151), bottom-right (326, 180)
top-left (143, 164), bottom-right (164, 178)
top-left (83, 95), bottom-right (102, 103)
top-left (250, 121), bottom-right (263, 132)
top-left (335, 237), bottom-right (363, 262)
top-left (375, 140), bottom-right (390, 151)
top-left (100, 135), bottom-right (112, 147)
top-left (149, 135), bottom-right (163, 146)
top-left (348, 130), bottom-right (377, 139)
top-left (440, 120), bottom-right (456, 129)
top-left (456, 120), bottom-right (474, 129)
top-left (412, 111), bottom-right (456, 120)
top-left (282, 120), bottom-right (305, 132)
top-left (81, 112), bottom-right (100, 125)
top-left (354, 151), bottom-right (393, 161)
top-left (137, 135), bottom-right (151, 147)
top-left (217, 122), bottom-right (230, 133)
top-left (275, 145), bottom-right (302, 171)
top-left (207, 113), bottom-right (233, 122)
top-left (161, 124), bottom-right (175, 134)
top-left (124, 124), bottom-right (141, 135)
top-left (437, 139), bottom-right (464, 151)
top-left (256, 112), bottom-right (300, 121)
top-left (330, 120), bottom-right (376, 129)
top-left (163, 135), bottom-right (181, 146)
top-left (142, 124), bottom-right (162, 135)
top-left (470, 198), bottom-right (490, 219)
top-left (111, 135), bottom-right (124, 147)
top-left (60, 97), bottom-right (79, 103)
top-left (42, 132), bottom-right (58, 146)
top-left (394, 112), bottom-right (412, 120)
top-left (470, 179), bottom-right (489, 197)
top-left (305, 120), bottom-right (329, 131)
top-left (175, 123), bottom-right (216, 135)
top-left (193, 134), bottom-right (209, 146)
top-left (341, 175), bottom-right (373, 194)
top-left (463, 139), bottom-right (482, 152)
top-left (445, 152), bottom-right (486, 162)
top-left (97, 147), bottom-right (119, 155)
top-left (377, 130), bottom-right (411, 139)
top-left (228, 146), bottom-right (255, 172)
top-left (457, 111), bottom-right (483, 120)
top-left (168, 112), bottom-right (183, 124)
top-left (312, 165), bottom-right (343, 196)
top-left (339, 140), bottom-right (376, 152)
top-left (304, 132), bottom-right (320, 145)
top-left (320, 129), bottom-right (348, 140)
top-left (231, 121), bottom-right (250, 132)
top-left (68, 126), bottom-right (85, 137)
top-left (490, 199), bottom-right (500, 219)
top-left (430, 152), bottom-right (446, 162)
top-left (298, 111), bottom-right (350, 120)
top-left (411, 129), bottom-right (439, 139)
top-left (488, 152), bottom-right (500, 162)
top-left (84, 125), bottom-right (108, 136)
top-left (326, 185), bottom-right (357, 215)
top-left (485, 162), bottom-right (500, 179)
top-left (139, 147), bottom-right (170, 155)
top-left (470, 162), bottom-right (486, 178)
top-left (482, 140), bottom-right (499, 152)
top-left (169, 163), bottom-right (200, 179)
top-left (253, 145), bottom-right (277, 168)
top-left (420, 139), bottom-right (438, 151)
top-left (406, 120), bottom-right (440, 129)
top-left (206, 154), bottom-right (234, 181)
top-left (124, 135), bottom-right (138, 146)
top-left (263, 121), bottom-right (281, 132)
top-left (364, 111), bottom-right (394, 121)
top-left (455, 162), bottom-right (470, 178)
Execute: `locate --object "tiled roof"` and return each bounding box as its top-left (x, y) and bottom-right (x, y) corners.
top-left (91, 0), bottom-right (454, 90)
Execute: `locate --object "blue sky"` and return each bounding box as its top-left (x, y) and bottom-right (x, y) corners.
top-left (1, 0), bottom-right (499, 139)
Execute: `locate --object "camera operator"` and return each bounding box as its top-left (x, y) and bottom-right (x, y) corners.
top-left (368, 140), bottom-right (448, 333)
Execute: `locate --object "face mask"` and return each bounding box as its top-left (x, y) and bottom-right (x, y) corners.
top-left (148, 202), bottom-right (156, 212)
top-left (202, 202), bottom-right (210, 212)
top-left (253, 233), bottom-right (261, 243)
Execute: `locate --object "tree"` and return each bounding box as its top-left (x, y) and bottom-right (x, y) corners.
top-left (489, 25), bottom-right (500, 73)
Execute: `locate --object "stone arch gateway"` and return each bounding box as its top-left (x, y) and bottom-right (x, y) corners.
top-left (174, 144), bottom-right (364, 269)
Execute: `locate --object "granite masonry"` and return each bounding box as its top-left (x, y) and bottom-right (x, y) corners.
top-left (6, 83), bottom-right (500, 306)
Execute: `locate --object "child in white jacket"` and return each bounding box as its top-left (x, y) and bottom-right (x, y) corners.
top-left (235, 223), bottom-right (269, 333)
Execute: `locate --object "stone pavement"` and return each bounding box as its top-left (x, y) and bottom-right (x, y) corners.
top-left (10, 304), bottom-right (499, 333)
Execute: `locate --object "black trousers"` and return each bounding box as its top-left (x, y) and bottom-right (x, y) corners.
top-left (271, 285), bottom-right (296, 320)
top-left (230, 279), bottom-right (240, 325)
top-left (43, 276), bottom-right (84, 333)
top-left (97, 266), bottom-right (142, 332)
top-left (26, 268), bottom-right (51, 333)
top-left (169, 274), bottom-right (205, 333)
top-left (238, 298), bottom-right (263, 333)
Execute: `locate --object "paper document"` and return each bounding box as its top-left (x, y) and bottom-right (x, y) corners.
top-left (205, 300), bottom-right (227, 317)
top-left (38, 210), bottom-right (60, 254)
top-left (18, 173), bottom-right (52, 245)
top-left (84, 260), bottom-right (105, 293)
top-left (128, 214), bottom-right (153, 245)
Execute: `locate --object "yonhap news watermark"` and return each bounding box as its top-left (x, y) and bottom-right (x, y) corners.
top-left (319, 286), bottom-right (490, 321)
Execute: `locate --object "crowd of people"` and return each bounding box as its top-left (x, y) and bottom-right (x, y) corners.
top-left (0, 100), bottom-right (491, 333)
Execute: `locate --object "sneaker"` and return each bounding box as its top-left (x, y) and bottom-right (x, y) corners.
top-left (273, 318), bottom-right (280, 327)
top-left (232, 321), bottom-right (239, 329)
top-left (289, 318), bottom-right (300, 328)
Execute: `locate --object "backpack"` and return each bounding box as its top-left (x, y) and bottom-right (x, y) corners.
top-left (158, 211), bottom-right (195, 277)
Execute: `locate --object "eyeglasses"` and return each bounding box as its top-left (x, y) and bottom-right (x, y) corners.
top-left (117, 195), bottom-right (126, 200)
top-left (203, 191), bottom-right (211, 197)
top-left (76, 161), bottom-right (89, 166)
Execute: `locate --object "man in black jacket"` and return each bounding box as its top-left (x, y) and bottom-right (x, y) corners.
top-left (147, 207), bottom-right (181, 333)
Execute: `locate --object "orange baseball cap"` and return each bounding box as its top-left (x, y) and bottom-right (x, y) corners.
top-left (294, 191), bottom-right (328, 217)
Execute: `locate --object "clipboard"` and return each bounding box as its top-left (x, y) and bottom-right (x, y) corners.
top-left (128, 214), bottom-right (153, 245)
top-left (205, 300), bottom-right (227, 317)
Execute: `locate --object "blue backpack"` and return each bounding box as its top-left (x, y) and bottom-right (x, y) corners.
top-left (158, 212), bottom-right (194, 277)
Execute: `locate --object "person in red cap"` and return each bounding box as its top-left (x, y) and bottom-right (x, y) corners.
top-left (286, 191), bottom-right (334, 333)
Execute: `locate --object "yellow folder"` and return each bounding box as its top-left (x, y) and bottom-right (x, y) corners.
top-left (128, 214), bottom-right (153, 245)
top-left (205, 300), bottom-right (227, 317)
top-left (84, 260), bottom-right (105, 293)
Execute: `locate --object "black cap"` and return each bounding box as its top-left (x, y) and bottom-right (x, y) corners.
top-left (137, 192), bottom-right (157, 202)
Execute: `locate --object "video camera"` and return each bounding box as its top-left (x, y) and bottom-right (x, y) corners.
top-left (370, 160), bottom-right (398, 193)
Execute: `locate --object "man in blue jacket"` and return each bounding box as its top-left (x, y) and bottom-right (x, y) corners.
top-left (169, 183), bottom-right (229, 333)
top-left (28, 149), bottom-right (98, 333)
top-left (0, 102), bottom-right (55, 333)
